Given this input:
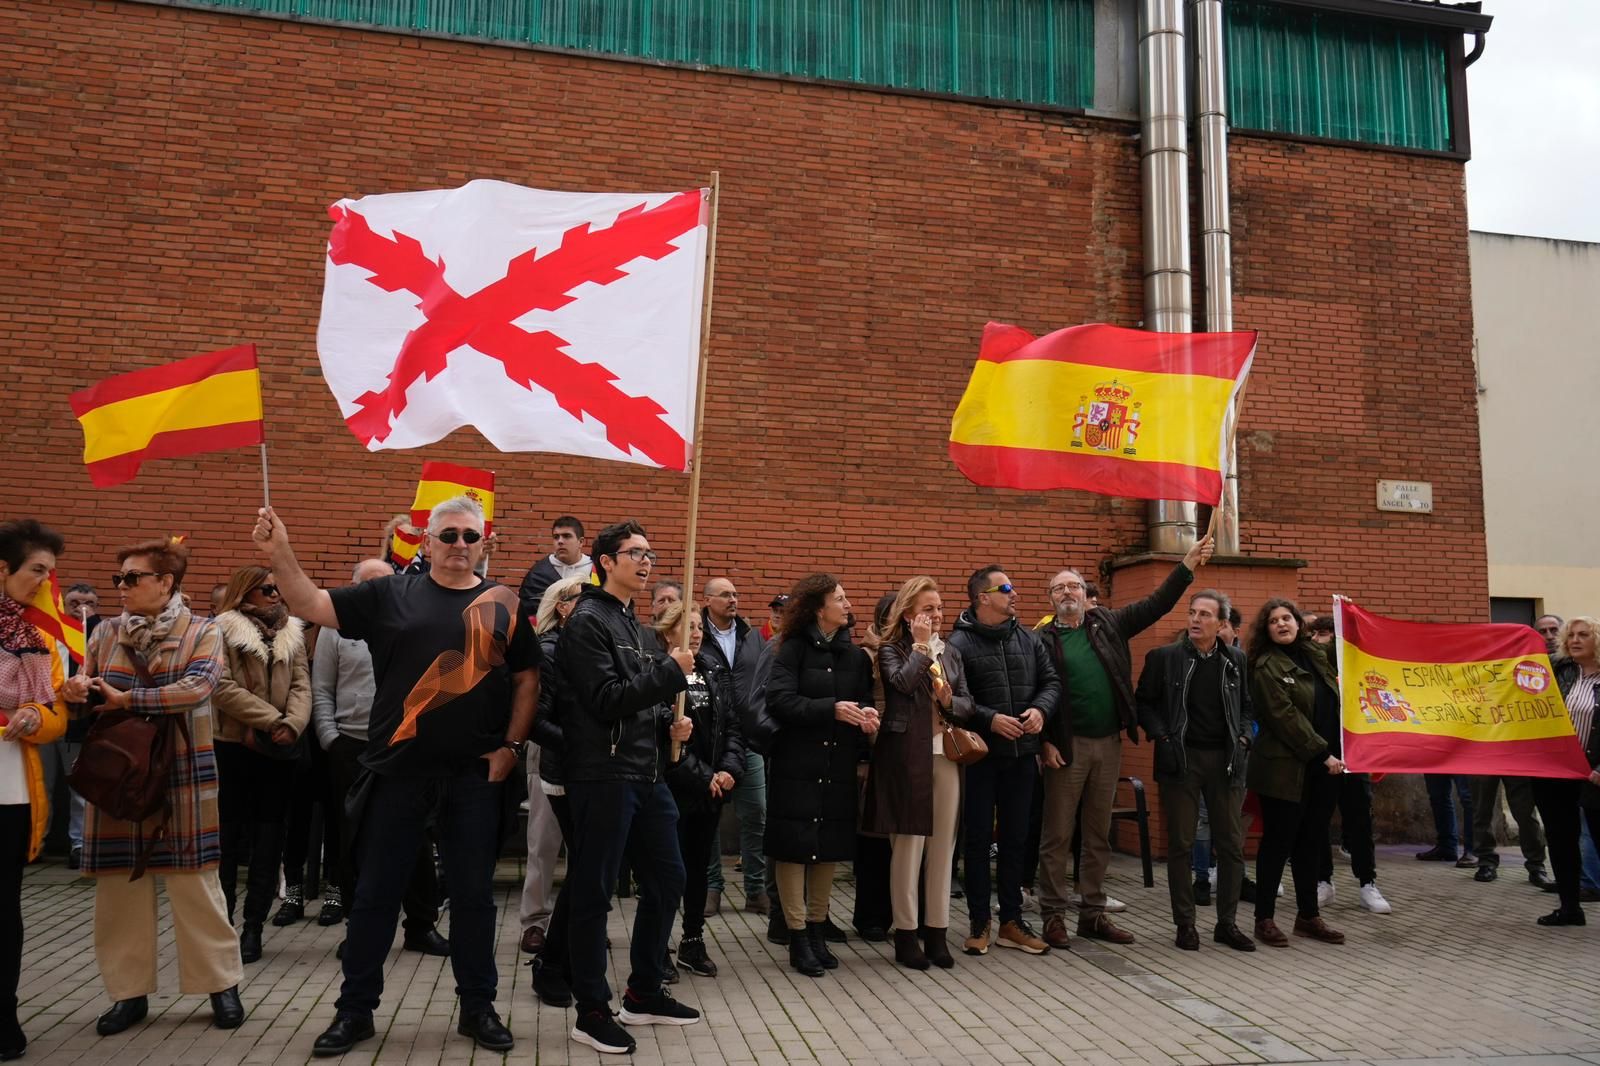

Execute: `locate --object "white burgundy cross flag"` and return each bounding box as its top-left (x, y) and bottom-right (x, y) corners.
top-left (317, 180), bottom-right (709, 469)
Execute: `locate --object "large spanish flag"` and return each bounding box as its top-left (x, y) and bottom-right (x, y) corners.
top-left (1336, 599), bottom-right (1590, 778)
top-left (949, 323), bottom-right (1256, 503)
top-left (70, 345), bottom-right (265, 488)
top-left (21, 570), bottom-right (86, 665)
top-left (410, 461), bottom-right (495, 535)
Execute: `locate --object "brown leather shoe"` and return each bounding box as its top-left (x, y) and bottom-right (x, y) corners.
top-left (703, 890), bottom-right (721, 917)
top-left (519, 925), bottom-right (545, 954)
top-left (1212, 923), bottom-right (1256, 951)
top-left (1254, 918), bottom-right (1288, 947)
top-left (1041, 913), bottom-right (1072, 950)
top-left (1077, 913), bottom-right (1135, 945)
top-left (1174, 924), bottom-right (1199, 951)
top-left (744, 894), bottom-right (770, 916)
top-left (1293, 915), bottom-right (1345, 943)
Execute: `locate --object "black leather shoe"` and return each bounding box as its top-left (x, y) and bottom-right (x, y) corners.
top-left (312, 1013), bottom-right (375, 1057)
top-left (403, 928), bottom-right (451, 956)
top-left (1536, 907), bottom-right (1586, 927)
top-left (457, 1009), bottom-right (514, 1052)
top-left (1474, 865), bottom-right (1498, 883)
top-left (767, 908), bottom-right (790, 946)
top-left (95, 997), bottom-right (148, 1037)
top-left (239, 924), bottom-right (263, 964)
top-left (1528, 868), bottom-right (1555, 890)
top-left (820, 917), bottom-right (848, 943)
top-left (529, 958), bottom-right (573, 1008)
top-left (210, 986), bottom-right (245, 1030)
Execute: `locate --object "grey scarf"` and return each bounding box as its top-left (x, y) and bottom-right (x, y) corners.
top-left (122, 592), bottom-right (187, 657)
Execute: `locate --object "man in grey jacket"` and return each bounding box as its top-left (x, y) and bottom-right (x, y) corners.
top-left (313, 558), bottom-right (449, 957)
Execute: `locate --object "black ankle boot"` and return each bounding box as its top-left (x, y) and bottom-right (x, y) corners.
top-left (96, 997), bottom-right (148, 1037)
top-left (788, 929), bottom-right (824, 977)
top-left (807, 922), bottom-right (839, 969)
top-left (920, 927), bottom-right (955, 969)
top-left (767, 906), bottom-right (790, 945)
top-left (239, 924), bottom-right (263, 964)
top-left (892, 929), bottom-right (929, 970)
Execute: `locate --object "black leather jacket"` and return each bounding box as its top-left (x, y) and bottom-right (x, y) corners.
top-left (530, 630), bottom-right (565, 786)
top-left (557, 586), bottom-right (688, 784)
top-left (1135, 635), bottom-right (1253, 785)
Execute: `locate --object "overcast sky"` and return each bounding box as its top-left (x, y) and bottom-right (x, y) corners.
top-left (1465, 0), bottom-right (1600, 243)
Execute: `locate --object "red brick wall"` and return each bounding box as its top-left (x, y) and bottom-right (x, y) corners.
top-left (0, 0), bottom-right (1487, 642)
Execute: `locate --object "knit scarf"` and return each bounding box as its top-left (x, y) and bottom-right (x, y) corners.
top-left (122, 592), bottom-right (187, 657)
top-left (0, 592), bottom-right (54, 711)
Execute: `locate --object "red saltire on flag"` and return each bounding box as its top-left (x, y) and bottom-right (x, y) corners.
top-left (1336, 599), bottom-right (1590, 778)
top-left (21, 570), bottom-right (86, 665)
top-left (317, 180), bottom-right (709, 469)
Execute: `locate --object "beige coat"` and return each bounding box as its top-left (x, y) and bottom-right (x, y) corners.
top-left (210, 611), bottom-right (311, 744)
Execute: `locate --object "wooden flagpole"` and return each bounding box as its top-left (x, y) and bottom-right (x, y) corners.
top-left (672, 171), bottom-right (721, 764)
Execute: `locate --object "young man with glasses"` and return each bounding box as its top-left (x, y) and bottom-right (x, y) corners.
top-left (1033, 536), bottom-right (1213, 950)
top-left (253, 496), bottom-right (540, 1056)
top-left (948, 567), bottom-right (1061, 956)
top-left (557, 520), bottom-right (700, 1055)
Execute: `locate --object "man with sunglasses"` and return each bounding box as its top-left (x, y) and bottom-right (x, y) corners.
top-left (557, 519), bottom-right (699, 1055)
top-left (949, 567), bottom-right (1061, 957)
top-left (253, 496), bottom-right (540, 1056)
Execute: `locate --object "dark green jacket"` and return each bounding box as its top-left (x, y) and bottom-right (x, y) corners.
top-left (1246, 639), bottom-right (1337, 802)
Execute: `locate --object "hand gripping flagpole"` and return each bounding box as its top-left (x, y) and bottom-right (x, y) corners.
top-left (673, 172), bottom-right (721, 765)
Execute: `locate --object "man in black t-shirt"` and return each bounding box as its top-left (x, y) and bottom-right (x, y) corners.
top-left (255, 496), bottom-right (539, 1057)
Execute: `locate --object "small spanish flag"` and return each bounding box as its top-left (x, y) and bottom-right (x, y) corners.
top-left (410, 462), bottom-right (495, 534)
top-left (21, 570), bottom-right (86, 665)
top-left (388, 524), bottom-right (424, 569)
top-left (949, 323), bottom-right (1256, 504)
top-left (70, 345), bottom-right (265, 488)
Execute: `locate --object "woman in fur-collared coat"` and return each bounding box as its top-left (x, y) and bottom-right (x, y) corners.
top-left (211, 565), bottom-right (310, 964)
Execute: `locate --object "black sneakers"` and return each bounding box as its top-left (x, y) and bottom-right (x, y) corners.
top-left (618, 989), bottom-right (701, 1027)
top-left (572, 1008), bottom-right (636, 1055)
top-left (676, 937), bottom-right (718, 977)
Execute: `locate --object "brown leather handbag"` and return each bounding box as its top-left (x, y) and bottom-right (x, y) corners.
top-left (941, 717), bottom-right (988, 766)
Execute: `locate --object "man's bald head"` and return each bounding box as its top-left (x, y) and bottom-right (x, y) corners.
top-left (353, 558), bottom-right (392, 583)
top-left (704, 577), bottom-right (739, 628)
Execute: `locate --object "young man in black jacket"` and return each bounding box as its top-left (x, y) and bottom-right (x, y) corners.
top-left (558, 520), bottom-right (699, 1055)
top-left (948, 566), bottom-right (1061, 957)
top-left (1135, 588), bottom-right (1256, 953)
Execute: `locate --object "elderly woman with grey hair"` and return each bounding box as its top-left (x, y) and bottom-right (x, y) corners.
top-left (1533, 615), bottom-right (1600, 927)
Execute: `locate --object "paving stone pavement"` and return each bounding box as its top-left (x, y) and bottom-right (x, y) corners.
top-left (13, 845), bottom-right (1598, 1064)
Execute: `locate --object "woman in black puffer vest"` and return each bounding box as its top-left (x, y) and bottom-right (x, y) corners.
top-left (764, 573), bottom-right (877, 977)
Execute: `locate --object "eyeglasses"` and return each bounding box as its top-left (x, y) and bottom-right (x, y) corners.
top-left (433, 528), bottom-right (483, 545)
top-left (615, 547), bottom-right (658, 565)
top-left (253, 584), bottom-right (281, 599)
top-left (981, 583), bottom-right (1015, 595)
top-left (111, 570), bottom-right (166, 588)
top-left (1049, 582), bottom-right (1085, 595)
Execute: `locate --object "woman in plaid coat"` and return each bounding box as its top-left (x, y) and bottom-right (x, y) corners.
top-left (61, 536), bottom-right (245, 1037)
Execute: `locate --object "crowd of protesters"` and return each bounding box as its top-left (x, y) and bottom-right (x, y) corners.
top-left (1, 509), bottom-right (1596, 1060)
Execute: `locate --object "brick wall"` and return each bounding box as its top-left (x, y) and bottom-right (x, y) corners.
top-left (1, 4), bottom-right (1486, 683)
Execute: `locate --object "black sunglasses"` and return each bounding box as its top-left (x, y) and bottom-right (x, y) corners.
top-left (111, 570), bottom-right (166, 588)
top-left (433, 528), bottom-right (483, 545)
top-left (253, 584), bottom-right (281, 599)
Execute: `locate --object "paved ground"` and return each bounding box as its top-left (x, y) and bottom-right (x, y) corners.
top-left (14, 845), bottom-right (1600, 1065)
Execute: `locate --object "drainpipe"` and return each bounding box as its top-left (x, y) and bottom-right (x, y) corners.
top-left (1139, 0), bottom-right (1198, 553)
top-left (1193, 0), bottom-right (1239, 553)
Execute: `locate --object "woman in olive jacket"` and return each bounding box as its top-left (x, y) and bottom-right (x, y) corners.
top-left (764, 573), bottom-right (877, 977)
top-left (862, 576), bottom-right (974, 971)
top-left (1246, 598), bottom-right (1346, 948)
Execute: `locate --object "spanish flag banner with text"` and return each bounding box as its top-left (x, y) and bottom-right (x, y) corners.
top-left (410, 462), bottom-right (495, 535)
top-left (21, 570), bottom-right (86, 665)
top-left (70, 345), bottom-right (265, 488)
top-left (949, 323), bottom-right (1256, 502)
top-left (1336, 599), bottom-right (1590, 778)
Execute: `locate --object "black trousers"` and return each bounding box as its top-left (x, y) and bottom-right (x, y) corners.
top-left (851, 834), bottom-right (893, 933)
top-left (676, 807), bottom-right (720, 941)
top-left (216, 740), bottom-right (294, 927)
top-left (1531, 777), bottom-right (1600, 915)
top-left (539, 793), bottom-right (574, 978)
top-left (327, 734), bottom-right (439, 932)
top-left (282, 741), bottom-right (340, 891)
top-left (1319, 773), bottom-right (1377, 885)
top-left (1255, 761), bottom-right (1339, 922)
top-left (0, 804), bottom-right (29, 1042)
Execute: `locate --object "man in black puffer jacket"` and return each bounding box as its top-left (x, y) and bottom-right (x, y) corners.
top-left (948, 565), bottom-right (1061, 958)
top-left (557, 520), bottom-right (699, 1055)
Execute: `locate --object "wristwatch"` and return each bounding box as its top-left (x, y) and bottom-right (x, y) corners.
top-left (501, 739), bottom-right (527, 756)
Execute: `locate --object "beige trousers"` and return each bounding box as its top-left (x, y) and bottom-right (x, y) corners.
top-left (94, 870), bottom-right (243, 1000)
top-left (773, 861), bottom-right (836, 930)
top-left (1037, 732), bottom-right (1123, 920)
top-left (889, 755), bottom-right (961, 931)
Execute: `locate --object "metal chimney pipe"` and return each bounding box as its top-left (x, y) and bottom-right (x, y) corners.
top-left (1193, 0), bottom-right (1240, 554)
top-left (1139, 0), bottom-right (1199, 553)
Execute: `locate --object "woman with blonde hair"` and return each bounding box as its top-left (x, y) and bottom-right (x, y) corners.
top-left (1534, 615), bottom-right (1600, 927)
top-left (862, 576), bottom-right (973, 970)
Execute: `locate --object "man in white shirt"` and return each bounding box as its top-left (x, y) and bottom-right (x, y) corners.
top-left (518, 516), bottom-right (594, 619)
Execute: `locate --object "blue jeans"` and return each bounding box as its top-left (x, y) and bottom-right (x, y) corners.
top-left (566, 780), bottom-right (685, 1012)
top-left (1424, 774), bottom-right (1473, 855)
top-left (1193, 798), bottom-right (1213, 880)
top-left (962, 753), bottom-right (1037, 927)
top-left (706, 751), bottom-right (767, 898)
top-left (1580, 813), bottom-right (1600, 893)
top-left (336, 765), bottom-right (503, 1018)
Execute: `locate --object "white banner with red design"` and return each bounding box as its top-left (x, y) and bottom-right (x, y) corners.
top-left (317, 180), bottom-right (708, 469)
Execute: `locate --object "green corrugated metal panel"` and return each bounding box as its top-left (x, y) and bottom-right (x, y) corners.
top-left (1226, 1), bottom-right (1452, 152)
top-left (185, 0), bottom-right (1094, 109)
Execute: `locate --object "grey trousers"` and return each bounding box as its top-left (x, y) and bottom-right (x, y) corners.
top-left (1470, 775), bottom-right (1546, 871)
top-left (1159, 747), bottom-right (1245, 929)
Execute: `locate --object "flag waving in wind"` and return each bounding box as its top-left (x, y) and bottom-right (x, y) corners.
top-left (949, 323), bottom-right (1255, 503)
top-left (318, 180), bottom-right (709, 469)
top-left (21, 570), bottom-right (85, 665)
top-left (410, 462), bottom-right (495, 534)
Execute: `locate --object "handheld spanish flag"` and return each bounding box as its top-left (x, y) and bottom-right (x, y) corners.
top-left (949, 323), bottom-right (1256, 503)
top-left (410, 462), bottom-right (495, 534)
top-left (388, 524), bottom-right (424, 569)
top-left (70, 345), bottom-right (265, 488)
top-left (1336, 599), bottom-right (1591, 778)
top-left (21, 570), bottom-right (86, 665)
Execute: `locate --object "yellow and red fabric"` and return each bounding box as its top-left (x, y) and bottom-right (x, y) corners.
top-left (1337, 599), bottom-right (1591, 778)
top-left (949, 322), bottom-right (1256, 503)
top-left (70, 345), bottom-right (264, 487)
top-left (388, 525), bottom-right (424, 569)
top-left (409, 462), bottom-right (495, 535)
top-left (21, 569), bottom-right (85, 665)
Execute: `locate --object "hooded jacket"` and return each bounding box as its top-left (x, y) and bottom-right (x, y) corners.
top-left (947, 610), bottom-right (1061, 758)
top-left (210, 610), bottom-right (311, 745)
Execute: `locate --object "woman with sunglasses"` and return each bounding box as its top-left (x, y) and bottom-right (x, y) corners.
top-left (61, 536), bottom-right (245, 1037)
top-left (210, 566), bottom-right (310, 965)
top-left (0, 519), bottom-right (70, 1061)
